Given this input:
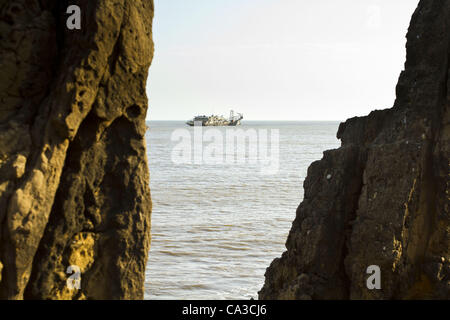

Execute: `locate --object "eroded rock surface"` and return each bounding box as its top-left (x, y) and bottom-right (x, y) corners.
top-left (260, 0), bottom-right (449, 299)
top-left (0, 0), bottom-right (153, 299)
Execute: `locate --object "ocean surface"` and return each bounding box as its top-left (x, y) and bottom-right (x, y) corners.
top-left (144, 121), bottom-right (341, 300)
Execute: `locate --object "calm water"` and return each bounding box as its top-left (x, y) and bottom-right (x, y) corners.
top-left (144, 121), bottom-right (340, 299)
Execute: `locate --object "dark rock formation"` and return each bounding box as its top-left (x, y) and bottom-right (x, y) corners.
top-left (0, 0), bottom-right (153, 299)
top-left (260, 0), bottom-right (449, 300)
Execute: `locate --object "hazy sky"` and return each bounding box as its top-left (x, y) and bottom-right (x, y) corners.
top-left (146, 0), bottom-right (420, 121)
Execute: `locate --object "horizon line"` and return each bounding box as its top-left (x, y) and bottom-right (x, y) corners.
top-left (146, 119), bottom-right (345, 122)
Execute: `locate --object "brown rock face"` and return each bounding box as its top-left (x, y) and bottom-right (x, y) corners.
top-left (260, 0), bottom-right (449, 300)
top-left (0, 0), bottom-right (153, 299)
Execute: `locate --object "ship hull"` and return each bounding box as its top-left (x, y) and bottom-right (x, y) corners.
top-left (186, 122), bottom-right (241, 127)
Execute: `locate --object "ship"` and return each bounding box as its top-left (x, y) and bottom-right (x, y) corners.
top-left (186, 110), bottom-right (243, 126)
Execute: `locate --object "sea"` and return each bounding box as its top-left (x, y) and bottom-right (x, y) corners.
top-left (144, 121), bottom-right (341, 300)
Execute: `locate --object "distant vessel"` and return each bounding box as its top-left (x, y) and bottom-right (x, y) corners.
top-left (186, 110), bottom-right (243, 126)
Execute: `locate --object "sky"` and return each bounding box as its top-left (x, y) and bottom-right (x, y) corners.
top-left (146, 0), bottom-right (420, 121)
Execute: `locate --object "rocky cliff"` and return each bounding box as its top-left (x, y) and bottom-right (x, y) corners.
top-left (0, 0), bottom-right (153, 299)
top-left (260, 0), bottom-right (449, 299)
